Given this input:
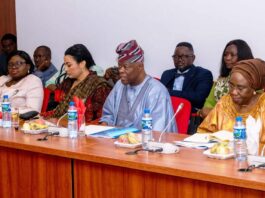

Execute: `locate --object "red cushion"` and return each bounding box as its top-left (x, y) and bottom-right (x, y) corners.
top-left (41, 88), bottom-right (51, 113)
top-left (170, 96), bottom-right (191, 134)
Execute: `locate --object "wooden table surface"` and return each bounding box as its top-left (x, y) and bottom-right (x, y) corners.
top-left (0, 128), bottom-right (265, 193)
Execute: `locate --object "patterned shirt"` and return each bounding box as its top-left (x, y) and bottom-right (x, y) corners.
top-left (42, 73), bottom-right (112, 123)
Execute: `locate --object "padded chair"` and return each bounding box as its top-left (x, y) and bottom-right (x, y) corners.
top-left (153, 77), bottom-right (160, 81)
top-left (170, 96), bottom-right (191, 134)
top-left (41, 88), bottom-right (51, 113)
top-left (41, 88), bottom-right (63, 112)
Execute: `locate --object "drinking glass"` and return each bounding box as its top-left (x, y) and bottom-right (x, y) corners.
top-left (12, 107), bottom-right (19, 130)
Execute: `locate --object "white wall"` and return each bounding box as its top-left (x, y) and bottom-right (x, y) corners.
top-left (16, 0), bottom-right (265, 79)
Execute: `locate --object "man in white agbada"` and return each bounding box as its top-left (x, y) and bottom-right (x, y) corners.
top-left (100, 40), bottom-right (177, 132)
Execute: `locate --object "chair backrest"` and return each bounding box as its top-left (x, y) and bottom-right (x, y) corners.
top-left (170, 96), bottom-right (191, 134)
top-left (41, 88), bottom-right (63, 112)
top-left (41, 88), bottom-right (51, 113)
top-left (153, 77), bottom-right (160, 81)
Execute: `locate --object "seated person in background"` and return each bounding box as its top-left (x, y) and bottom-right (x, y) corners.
top-left (100, 40), bottom-right (177, 132)
top-left (0, 50), bottom-right (43, 114)
top-left (199, 39), bottom-right (254, 118)
top-left (0, 33), bottom-right (17, 76)
top-left (33, 45), bottom-right (58, 90)
top-left (198, 59), bottom-right (265, 153)
top-left (42, 44), bottom-right (112, 123)
top-left (104, 66), bottom-right (119, 86)
top-left (90, 65), bottom-right (105, 77)
top-left (161, 42), bottom-right (213, 113)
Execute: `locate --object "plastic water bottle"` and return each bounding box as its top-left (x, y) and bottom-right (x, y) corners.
top-left (2, 95), bottom-right (11, 128)
top-left (233, 116), bottom-right (247, 161)
top-left (141, 109), bottom-right (153, 149)
top-left (68, 101), bottom-right (78, 138)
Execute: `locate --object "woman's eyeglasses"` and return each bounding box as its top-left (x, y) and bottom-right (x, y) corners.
top-left (8, 61), bottom-right (26, 69)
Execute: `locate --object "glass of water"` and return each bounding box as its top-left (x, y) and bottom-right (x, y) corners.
top-left (12, 107), bottom-right (19, 130)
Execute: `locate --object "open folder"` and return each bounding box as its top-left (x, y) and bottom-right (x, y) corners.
top-left (85, 125), bottom-right (140, 138)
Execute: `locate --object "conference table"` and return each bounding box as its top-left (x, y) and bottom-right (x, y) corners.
top-left (0, 128), bottom-right (265, 198)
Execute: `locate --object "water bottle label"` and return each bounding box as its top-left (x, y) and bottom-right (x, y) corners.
top-left (234, 128), bottom-right (246, 139)
top-left (142, 119), bottom-right (152, 130)
top-left (68, 111), bottom-right (77, 121)
top-left (2, 103), bottom-right (10, 112)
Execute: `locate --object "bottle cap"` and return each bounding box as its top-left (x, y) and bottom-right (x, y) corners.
top-left (69, 101), bottom-right (75, 106)
top-left (3, 95), bottom-right (8, 99)
top-left (236, 116), bottom-right (242, 122)
top-left (144, 109), bottom-right (150, 114)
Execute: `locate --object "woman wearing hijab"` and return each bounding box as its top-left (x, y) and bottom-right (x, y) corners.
top-left (197, 58), bottom-right (265, 153)
top-left (199, 39), bottom-right (253, 118)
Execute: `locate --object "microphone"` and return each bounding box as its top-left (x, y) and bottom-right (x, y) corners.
top-left (158, 102), bottom-right (184, 142)
top-left (57, 112), bottom-right (68, 126)
top-left (145, 103), bottom-right (184, 154)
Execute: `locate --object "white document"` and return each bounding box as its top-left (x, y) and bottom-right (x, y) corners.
top-left (248, 155), bottom-right (265, 167)
top-left (85, 125), bottom-right (115, 135)
top-left (174, 140), bottom-right (216, 149)
top-left (246, 116), bottom-right (261, 155)
top-left (211, 130), bottom-right (233, 141)
top-left (184, 133), bottom-right (211, 143)
top-left (184, 130), bottom-right (233, 143)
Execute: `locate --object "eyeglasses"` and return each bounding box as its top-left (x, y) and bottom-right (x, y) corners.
top-left (172, 54), bottom-right (194, 60)
top-left (8, 61), bottom-right (26, 69)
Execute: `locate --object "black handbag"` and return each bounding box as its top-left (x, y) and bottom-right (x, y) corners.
top-left (187, 114), bottom-right (203, 135)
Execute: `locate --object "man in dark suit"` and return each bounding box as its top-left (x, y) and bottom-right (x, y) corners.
top-left (161, 42), bottom-right (213, 113)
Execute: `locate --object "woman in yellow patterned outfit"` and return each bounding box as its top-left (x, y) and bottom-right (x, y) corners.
top-left (198, 59), bottom-right (265, 154)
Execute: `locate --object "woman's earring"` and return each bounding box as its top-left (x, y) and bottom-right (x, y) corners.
top-left (253, 91), bottom-right (256, 95)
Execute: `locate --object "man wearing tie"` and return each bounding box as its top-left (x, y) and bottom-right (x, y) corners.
top-left (161, 42), bottom-right (213, 113)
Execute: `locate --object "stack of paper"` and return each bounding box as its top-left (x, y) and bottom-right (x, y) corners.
top-left (184, 131), bottom-right (233, 143)
top-left (174, 141), bottom-right (215, 149)
top-left (174, 130), bottom-right (233, 149)
top-left (248, 155), bottom-right (265, 167)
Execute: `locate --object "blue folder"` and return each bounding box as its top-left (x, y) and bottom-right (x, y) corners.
top-left (89, 127), bottom-right (141, 138)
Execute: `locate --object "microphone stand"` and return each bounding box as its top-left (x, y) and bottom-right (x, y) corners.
top-left (146, 103), bottom-right (184, 153)
top-left (158, 103), bottom-right (184, 142)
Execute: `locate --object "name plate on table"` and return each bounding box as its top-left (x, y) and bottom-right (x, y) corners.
top-left (85, 125), bottom-right (140, 138)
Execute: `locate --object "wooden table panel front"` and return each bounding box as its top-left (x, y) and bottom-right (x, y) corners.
top-left (0, 129), bottom-right (265, 198)
top-left (74, 160), bottom-right (265, 198)
top-left (0, 146), bottom-right (72, 198)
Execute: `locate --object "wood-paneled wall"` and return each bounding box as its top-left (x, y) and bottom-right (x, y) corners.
top-left (0, 0), bottom-right (16, 52)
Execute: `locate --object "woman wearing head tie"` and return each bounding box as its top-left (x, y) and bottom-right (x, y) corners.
top-left (197, 58), bottom-right (265, 154)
